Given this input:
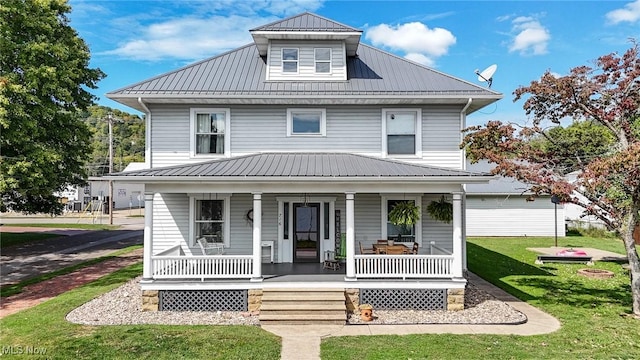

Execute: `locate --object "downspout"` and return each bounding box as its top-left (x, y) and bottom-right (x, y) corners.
top-left (138, 97), bottom-right (152, 168)
top-left (460, 98), bottom-right (472, 171)
top-left (460, 98), bottom-right (472, 274)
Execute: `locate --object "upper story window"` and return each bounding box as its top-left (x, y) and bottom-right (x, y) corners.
top-left (282, 48), bottom-right (299, 73)
top-left (314, 48), bottom-right (331, 73)
top-left (190, 108), bottom-right (230, 157)
top-left (382, 109), bottom-right (422, 157)
top-left (287, 108), bottom-right (326, 136)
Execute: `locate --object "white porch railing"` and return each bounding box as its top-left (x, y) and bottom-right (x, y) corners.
top-left (152, 255), bottom-right (253, 280)
top-left (354, 254), bottom-right (454, 279)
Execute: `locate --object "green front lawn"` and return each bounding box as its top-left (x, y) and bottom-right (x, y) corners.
top-left (0, 263), bottom-right (281, 359)
top-left (3, 223), bottom-right (119, 230)
top-left (322, 236), bottom-right (640, 359)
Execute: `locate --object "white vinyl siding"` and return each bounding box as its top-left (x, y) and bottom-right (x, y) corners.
top-left (149, 104), bottom-right (463, 169)
top-left (152, 193), bottom-right (190, 254)
top-left (268, 40), bottom-right (346, 81)
top-left (422, 106), bottom-right (463, 168)
top-left (231, 106), bottom-right (381, 154)
top-left (466, 195), bottom-right (565, 237)
top-left (422, 194), bottom-right (453, 252)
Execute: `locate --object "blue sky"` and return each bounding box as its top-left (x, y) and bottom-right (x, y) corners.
top-left (69, 0), bottom-right (640, 126)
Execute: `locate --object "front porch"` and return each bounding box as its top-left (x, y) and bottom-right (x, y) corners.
top-left (140, 191), bottom-right (466, 284)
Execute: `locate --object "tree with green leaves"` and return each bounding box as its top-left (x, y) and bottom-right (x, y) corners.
top-left (462, 42), bottom-right (640, 318)
top-left (0, 0), bottom-right (105, 214)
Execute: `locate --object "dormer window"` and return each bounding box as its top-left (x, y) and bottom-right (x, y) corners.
top-left (282, 48), bottom-right (298, 73)
top-left (314, 48), bottom-right (331, 73)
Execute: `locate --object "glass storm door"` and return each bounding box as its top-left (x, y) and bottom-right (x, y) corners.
top-left (293, 203), bottom-right (320, 262)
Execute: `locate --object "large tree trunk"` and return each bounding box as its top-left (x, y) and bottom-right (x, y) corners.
top-left (621, 216), bottom-right (640, 318)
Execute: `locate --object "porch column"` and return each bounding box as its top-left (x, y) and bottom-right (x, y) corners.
top-left (462, 192), bottom-right (468, 273)
top-left (345, 192), bottom-right (356, 281)
top-left (452, 192), bottom-right (463, 279)
top-left (251, 192), bottom-right (263, 282)
top-left (142, 192), bottom-right (154, 281)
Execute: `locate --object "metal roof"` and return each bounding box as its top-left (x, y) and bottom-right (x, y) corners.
top-left (110, 153), bottom-right (490, 179)
top-left (250, 12), bottom-right (360, 32)
top-left (107, 43), bottom-right (501, 112)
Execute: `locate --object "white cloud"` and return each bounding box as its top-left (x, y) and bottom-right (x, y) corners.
top-left (103, 15), bottom-right (272, 61)
top-left (606, 0), bottom-right (640, 24)
top-left (102, 0), bottom-right (325, 61)
top-left (508, 16), bottom-right (550, 56)
top-left (404, 53), bottom-right (434, 67)
top-left (365, 22), bottom-right (456, 66)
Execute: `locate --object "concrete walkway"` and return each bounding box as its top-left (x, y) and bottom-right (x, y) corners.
top-left (262, 272), bottom-right (561, 360)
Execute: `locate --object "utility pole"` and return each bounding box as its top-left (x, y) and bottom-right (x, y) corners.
top-left (108, 112), bottom-right (114, 225)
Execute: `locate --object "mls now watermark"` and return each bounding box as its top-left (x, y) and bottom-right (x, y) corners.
top-left (1, 345), bottom-right (47, 355)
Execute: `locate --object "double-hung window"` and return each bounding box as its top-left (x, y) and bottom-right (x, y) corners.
top-left (282, 48), bottom-right (298, 73)
top-left (190, 108), bottom-right (230, 157)
top-left (287, 108), bottom-right (326, 136)
top-left (314, 48), bottom-right (331, 73)
top-left (190, 194), bottom-right (230, 247)
top-left (383, 109), bottom-right (421, 156)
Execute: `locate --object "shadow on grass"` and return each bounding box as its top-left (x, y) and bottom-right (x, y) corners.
top-left (512, 276), bottom-right (631, 309)
top-left (467, 242), bottom-right (553, 302)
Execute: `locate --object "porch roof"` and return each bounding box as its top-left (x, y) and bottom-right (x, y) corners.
top-left (107, 153), bottom-right (493, 184)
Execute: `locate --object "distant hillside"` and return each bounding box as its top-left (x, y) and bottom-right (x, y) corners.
top-left (80, 106), bottom-right (145, 176)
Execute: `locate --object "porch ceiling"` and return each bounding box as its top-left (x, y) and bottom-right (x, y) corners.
top-left (107, 153), bottom-right (493, 185)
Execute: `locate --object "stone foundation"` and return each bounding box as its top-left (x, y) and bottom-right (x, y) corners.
top-left (142, 290), bottom-right (159, 312)
top-left (446, 288), bottom-right (465, 311)
top-left (248, 289), bottom-right (263, 312)
top-left (344, 288), bottom-right (359, 312)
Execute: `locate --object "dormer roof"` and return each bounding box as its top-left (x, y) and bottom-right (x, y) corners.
top-left (250, 12), bottom-right (362, 56)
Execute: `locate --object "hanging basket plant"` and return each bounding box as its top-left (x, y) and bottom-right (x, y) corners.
top-left (388, 201), bottom-right (421, 228)
top-left (427, 196), bottom-right (453, 223)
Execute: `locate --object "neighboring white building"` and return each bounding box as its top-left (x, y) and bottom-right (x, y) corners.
top-left (465, 161), bottom-right (565, 237)
top-left (106, 13), bottom-right (502, 314)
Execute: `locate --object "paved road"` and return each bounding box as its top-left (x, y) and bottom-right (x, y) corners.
top-left (1, 228), bottom-right (143, 287)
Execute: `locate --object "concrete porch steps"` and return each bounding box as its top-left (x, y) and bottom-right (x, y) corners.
top-left (259, 288), bottom-right (347, 325)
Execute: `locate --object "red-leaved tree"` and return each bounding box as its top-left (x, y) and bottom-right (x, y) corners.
top-left (462, 41), bottom-right (640, 318)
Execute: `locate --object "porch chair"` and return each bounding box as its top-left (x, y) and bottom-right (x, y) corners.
top-left (385, 246), bottom-right (405, 255)
top-left (359, 241), bottom-right (375, 254)
top-left (197, 237), bottom-right (224, 255)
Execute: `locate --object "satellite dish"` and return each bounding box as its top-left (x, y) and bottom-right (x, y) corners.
top-left (474, 64), bottom-right (497, 88)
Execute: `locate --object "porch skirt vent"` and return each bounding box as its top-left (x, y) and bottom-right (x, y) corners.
top-left (360, 289), bottom-right (446, 310)
top-left (159, 290), bottom-right (248, 312)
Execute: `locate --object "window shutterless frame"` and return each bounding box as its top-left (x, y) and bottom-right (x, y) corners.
top-left (314, 48), bottom-right (331, 74)
top-left (282, 48), bottom-right (299, 74)
top-left (286, 108), bottom-right (326, 136)
top-left (381, 108), bottom-right (422, 157)
top-left (189, 108), bottom-right (230, 158)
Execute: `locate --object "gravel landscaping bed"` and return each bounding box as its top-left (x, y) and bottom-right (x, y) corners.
top-left (66, 276), bottom-right (526, 326)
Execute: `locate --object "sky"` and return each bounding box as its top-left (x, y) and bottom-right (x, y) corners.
top-left (68, 0), bottom-right (640, 126)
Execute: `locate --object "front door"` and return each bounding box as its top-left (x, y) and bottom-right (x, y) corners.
top-left (293, 203), bottom-right (320, 262)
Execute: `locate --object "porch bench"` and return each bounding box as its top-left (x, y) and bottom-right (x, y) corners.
top-left (535, 255), bottom-right (594, 266)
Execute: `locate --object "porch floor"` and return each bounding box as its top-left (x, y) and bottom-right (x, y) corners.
top-left (262, 262), bottom-right (346, 282)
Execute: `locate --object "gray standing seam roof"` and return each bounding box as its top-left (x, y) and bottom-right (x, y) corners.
top-left (112, 153), bottom-right (489, 178)
top-left (250, 12), bottom-right (360, 32)
top-left (107, 43), bottom-right (498, 97)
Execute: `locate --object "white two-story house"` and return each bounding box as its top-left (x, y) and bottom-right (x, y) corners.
top-left (107, 12), bottom-right (502, 319)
